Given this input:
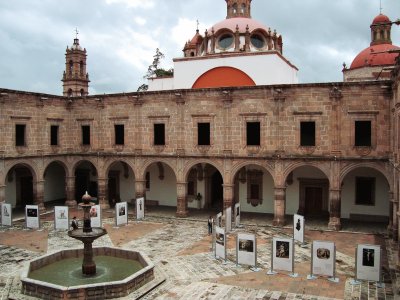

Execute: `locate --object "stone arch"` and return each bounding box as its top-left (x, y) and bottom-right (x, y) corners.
top-left (282, 161), bottom-right (330, 186)
top-left (43, 160), bottom-right (68, 205)
top-left (105, 159), bottom-right (136, 206)
top-left (4, 161), bottom-right (38, 185)
top-left (104, 159), bottom-right (136, 179)
top-left (43, 160), bottom-right (69, 179)
top-left (231, 160), bottom-right (275, 185)
top-left (183, 159), bottom-right (224, 183)
top-left (73, 159), bottom-right (99, 202)
top-left (141, 158), bottom-right (177, 180)
top-left (340, 162), bottom-right (391, 190)
top-left (72, 158), bottom-right (99, 175)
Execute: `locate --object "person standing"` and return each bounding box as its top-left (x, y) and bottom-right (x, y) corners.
top-left (71, 216), bottom-right (79, 230)
top-left (207, 216), bottom-right (214, 235)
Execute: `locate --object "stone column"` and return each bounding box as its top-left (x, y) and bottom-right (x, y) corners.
top-left (65, 176), bottom-right (77, 207)
top-left (34, 180), bottom-right (46, 212)
top-left (223, 184), bottom-right (234, 212)
top-left (135, 180), bottom-right (146, 199)
top-left (328, 189), bottom-right (342, 230)
top-left (97, 178), bottom-right (109, 210)
top-left (391, 191), bottom-right (398, 241)
top-left (273, 187), bottom-right (286, 226)
top-left (176, 182), bottom-right (188, 218)
top-left (0, 185), bottom-right (5, 204)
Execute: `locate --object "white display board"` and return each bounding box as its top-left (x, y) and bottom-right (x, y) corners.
top-left (25, 205), bottom-right (40, 229)
top-left (136, 197), bottom-right (145, 220)
top-left (312, 241), bottom-right (335, 277)
top-left (293, 214), bottom-right (305, 244)
top-left (272, 237), bottom-right (294, 273)
top-left (115, 202), bottom-right (128, 226)
top-left (225, 207), bottom-right (232, 233)
top-left (216, 212), bottom-right (223, 228)
top-left (1, 203), bottom-right (12, 226)
top-left (54, 206), bottom-right (69, 230)
top-left (356, 244), bottom-right (381, 282)
top-left (90, 205), bottom-right (101, 227)
top-left (237, 233), bottom-right (256, 267)
top-left (215, 226), bottom-right (226, 260)
top-left (234, 203), bottom-right (241, 227)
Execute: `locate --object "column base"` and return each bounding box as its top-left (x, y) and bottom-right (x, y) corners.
top-left (176, 211), bottom-right (188, 218)
top-left (272, 217), bottom-right (286, 227)
top-left (65, 199), bottom-right (77, 208)
top-left (99, 197), bottom-right (110, 210)
top-left (38, 202), bottom-right (46, 213)
top-left (328, 217), bottom-right (342, 231)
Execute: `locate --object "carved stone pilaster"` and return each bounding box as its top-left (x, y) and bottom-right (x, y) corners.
top-left (273, 187), bottom-right (286, 226)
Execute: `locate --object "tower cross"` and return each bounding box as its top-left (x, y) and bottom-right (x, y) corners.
top-left (196, 19), bottom-right (199, 31)
top-left (379, 0), bottom-right (382, 14)
top-left (75, 28), bottom-right (79, 39)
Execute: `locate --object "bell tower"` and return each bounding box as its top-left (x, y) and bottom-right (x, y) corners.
top-left (62, 30), bottom-right (90, 97)
top-left (370, 14), bottom-right (393, 46)
top-left (225, 0), bottom-right (251, 19)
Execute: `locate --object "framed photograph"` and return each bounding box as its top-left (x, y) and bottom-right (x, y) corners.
top-left (90, 205), bottom-right (101, 227)
top-left (234, 203), bottom-right (241, 227)
top-left (293, 214), bottom-right (304, 244)
top-left (1, 203), bottom-right (12, 226)
top-left (237, 233), bottom-right (256, 267)
top-left (312, 241), bottom-right (335, 277)
top-left (54, 206), bottom-right (69, 230)
top-left (115, 202), bottom-right (128, 226)
top-left (136, 197), bottom-right (145, 220)
top-left (25, 205), bottom-right (40, 229)
top-left (225, 206), bottom-right (232, 233)
top-left (272, 237), bottom-right (294, 273)
top-left (356, 244), bottom-right (381, 282)
top-left (215, 226), bottom-right (226, 260)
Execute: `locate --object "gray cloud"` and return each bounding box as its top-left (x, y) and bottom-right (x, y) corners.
top-left (0, 0), bottom-right (399, 95)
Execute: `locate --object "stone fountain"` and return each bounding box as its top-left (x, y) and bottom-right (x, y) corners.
top-left (68, 191), bottom-right (107, 275)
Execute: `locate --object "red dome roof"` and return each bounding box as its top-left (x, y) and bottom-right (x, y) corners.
top-left (372, 14), bottom-right (390, 24)
top-left (349, 43), bottom-right (400, 69)
top-left (210, 17), bottom-right (270, 34)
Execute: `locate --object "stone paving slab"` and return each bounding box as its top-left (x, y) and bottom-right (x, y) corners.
top-left (0, 211), bottom-right (398, 300)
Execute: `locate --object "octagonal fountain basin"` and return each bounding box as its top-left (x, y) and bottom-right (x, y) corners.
top-left (21, 247), bottom-right (155, 300)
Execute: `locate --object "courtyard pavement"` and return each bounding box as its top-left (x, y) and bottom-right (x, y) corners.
top-left (0, 205), bottom-right (399, 299)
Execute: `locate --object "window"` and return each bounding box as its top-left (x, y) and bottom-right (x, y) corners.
top-left (250, 184), bottom-right (260, 199)
top-left (15, 124), bottom-right (26, 146)
top-left (246, 122), bottom-right (260, 146)
top-left (154, 123), bottom-right (165, 146)
top-left (218, 34), bottom-right (234, 49)
top-left (79, 61), bottom-right (84, 76)
top-left (115, 124), bottom-right (124, 145)
top-left (251, 34), bottom-right (265, 48)
top-left (69, 60), bottom-right (73, 75)
top-left (50, 125), bottom-right (59, 146)
top-left (355, 177), bottom-right (375, 205)
top-left (68, 89), bottom-right (73, 97)
top-left (81, 125), bottom-right (90, 145)
top-left (300, 121), bottom-right (315, 146)
top-left (198, 123), bottom-right (210, 145)
top-left (187, 181), bottom-right (195, 196)
top-left (355, 121), bottom-right (371, 147)
top-left (145, 172), bottom-right (150, 190)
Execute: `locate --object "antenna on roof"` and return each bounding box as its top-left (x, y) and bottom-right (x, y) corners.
top-left (75, 27), bottom-right (79, 39)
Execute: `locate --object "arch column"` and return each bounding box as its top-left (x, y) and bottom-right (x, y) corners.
top-left (273, 186), bottom-right (286, 226)
top-left (390, 191), bottom-right (398, 241)
top-left (65, 176), bottom-right (77, 207)
top-left (176, 182), bottom-right (188, 218)
top-left (97, 178), bottom-right (109, 210)
top-left (328, 189), bottom-right (341, 230)
top-left (34, 180), bottom-right (46, 212)
top-left (135, 180), bottom-right (146, 199)
top-left (0, 185), bottom-right (5, 204)
top-left (223, 184), bottom-right (234, 211)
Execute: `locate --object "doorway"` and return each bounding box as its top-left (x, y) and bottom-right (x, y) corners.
top-left (299, 179), bottom-right (329, 217)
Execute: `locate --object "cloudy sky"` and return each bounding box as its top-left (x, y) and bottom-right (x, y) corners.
top-left (0, 0), bottom-right (399, 95)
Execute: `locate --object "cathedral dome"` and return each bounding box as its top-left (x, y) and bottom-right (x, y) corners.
top-left (349, 44), bottom-right (400, 69)
top-left (372, 14), bottom-right (390, 25)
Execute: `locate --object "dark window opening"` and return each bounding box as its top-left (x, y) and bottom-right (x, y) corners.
top-left (50, 125), bottom-right (59, 146)
top-left (198, 123), bottom-right (210, 145)
top-left (300, 121), bottom-right (316, 146)
top-left (82, 125), bottom-right (90, 145)
top-left (250, 184), bottom-right (260, 200)
top-left (115, 124), bottom-right (124, 145)
top-left (355, 177), bottom-right (375, 205)
top-left (145, 172), bottom-right (150, 190)
top-left (68, 89), bottom-right (73, 97)
top-left (246, 122), bottom-right (260, 146)
top-left (15, 124), bottom-right (26, 146)
top-left (80, 61), bottom-right (84, 76)
top-left (154, 123), bottom-right (165, 145)
top-left (69, 61), bottom-right (73, 75)
top-left (187, 181), bottom-right (195, 196)
top-left (355, 121), bottom-right (371, 146)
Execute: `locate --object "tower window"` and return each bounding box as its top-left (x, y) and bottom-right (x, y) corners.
top-left (246, 122), bottom-right (260, 146)
top-left (355, 177), bottom-right (375, 205)
top-left (68, 89), bottom-right (73, 97)
top-left (154, 123), bottom-right (165, 146)
top-left (241, 3), bottom-right (246, 13)
top-left (232, 3), bottom-right (237, 13)
top-left (50, 125), bottom-right (59, 146)
top-left (300, 121), bottom-right (316, 146)
top-left (115, 124), bottom-right (124, 145)
top-left (80, 61), bottom-right (84, 75)
top-left (15, 124), bottom-right (26, 146)
top-left (218, 34), bottom-right (234, 49)
top-left (69, 61), bottom-right (73, 75)
top-left (355, 121), bottom-right (371, 147)
top-left (251, 34), bottom-right (265, 49)
top-left (81, 125), bottom-right (90, 145)
top-left (198, 123), bottom-right (210, 145)
top-left (80, 89), bottom-right (84, 96)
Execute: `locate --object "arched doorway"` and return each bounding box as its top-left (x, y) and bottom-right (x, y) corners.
top-left (43, 161), bottom-right (66, 206)
top-left (107, 161), bottom-right (135, 207)
top-left (74, 161), bottom-right (98, 202)
top-left (211, 171), bottom-right (223, 211)
top-left (5, 164), bottom-right (35, 208)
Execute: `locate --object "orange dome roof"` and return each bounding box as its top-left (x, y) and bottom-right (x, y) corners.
top-left (349, 43), bottom-right (400, 69)
top-left (210, 17), bottom-right (270, 34)
top-left (372, 14), bottom-right (390, 24)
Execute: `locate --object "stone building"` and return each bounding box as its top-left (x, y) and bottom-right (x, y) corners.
top-left (0, 0), bottom-right (399, 242)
